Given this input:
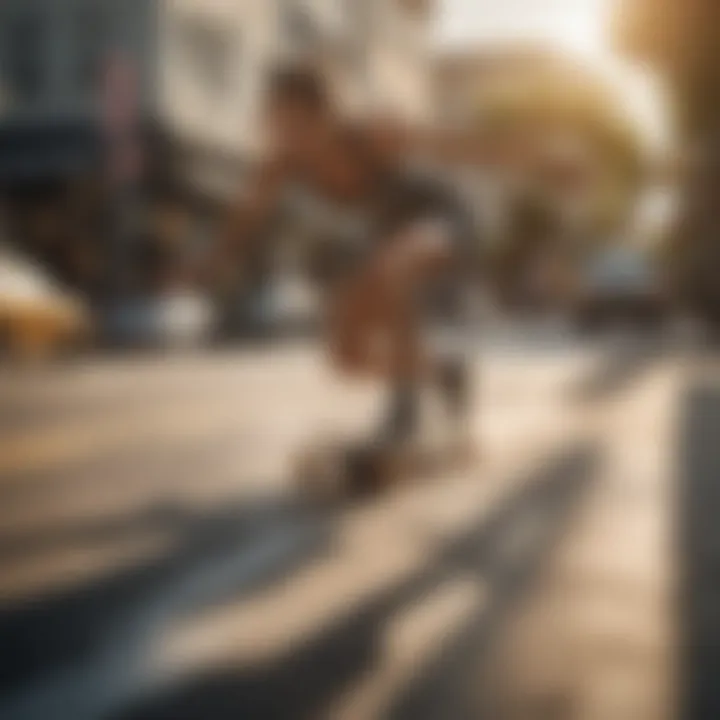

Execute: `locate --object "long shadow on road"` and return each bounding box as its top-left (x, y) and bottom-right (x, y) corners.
top-left (0, 496), bottom-right (332, 720)
top-left (388, 446), bottom-right (596, 720)
top-left (116, 443), bottom-right (599, 720)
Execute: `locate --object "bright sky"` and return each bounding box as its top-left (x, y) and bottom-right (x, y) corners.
top-left (435, 0), bottom-right (671, 149)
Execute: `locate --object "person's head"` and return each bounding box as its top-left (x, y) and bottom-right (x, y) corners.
top-left (264, 64), bottom-right (335, 163)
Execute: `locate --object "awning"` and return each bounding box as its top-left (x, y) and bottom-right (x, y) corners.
top-left (0, 119), bottom-right (102, 185)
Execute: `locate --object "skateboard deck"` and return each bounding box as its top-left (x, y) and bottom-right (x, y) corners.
top-left (293, 431), bottom-right (477, 502)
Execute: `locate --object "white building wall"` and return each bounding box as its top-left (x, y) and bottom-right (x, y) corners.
top-left (276, 0), bottom-right (435, 123)
top-left (158, 0), bottom-right (281, 160)
top-left (156, 0), bottom-right (435, 162)
top-left (363, 0), bottom-right (435, 123)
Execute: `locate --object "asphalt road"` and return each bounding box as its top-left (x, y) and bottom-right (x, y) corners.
top-left (0, 332), bottom-right (689, 719)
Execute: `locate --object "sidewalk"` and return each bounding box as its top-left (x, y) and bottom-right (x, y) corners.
top-left (483, 359), bottom-right (675, 719)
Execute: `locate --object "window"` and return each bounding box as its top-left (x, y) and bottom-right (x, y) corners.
top-left (283, 3), bottom-right (319, 54)
top-left (344, 1), bottom-right (368, 75)
top-left (397, 0), bottom-right (430, 17)
top-left (177, 19), bottom-right (234, 101)
top-left (2, 13), bottom-right (46, 105)
top-left (72, 5), bottom-right (108, 96)
top-left (345, 0), bottom-right (371, 29)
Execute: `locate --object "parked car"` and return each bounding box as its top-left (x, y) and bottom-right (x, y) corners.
top-left (573, 243), bottom-right (668, 332)
top-left (104, 290), bottom-right (215, 349)
top-left (219, 274), bottom-right (320, 341)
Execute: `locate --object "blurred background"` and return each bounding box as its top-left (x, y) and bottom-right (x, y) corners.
top-left (0, 0), bottom-right (718, 718)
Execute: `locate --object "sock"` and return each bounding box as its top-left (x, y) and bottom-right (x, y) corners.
top-left (378, 379), bottom-right (420, 445)
top-left (436, 356), bottom-right (471, 422)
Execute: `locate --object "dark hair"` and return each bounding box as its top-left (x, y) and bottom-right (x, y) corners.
top-left (267, 64), bottom-right (329, 111)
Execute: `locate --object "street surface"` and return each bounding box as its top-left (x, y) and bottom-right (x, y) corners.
top-left (0, 328), bottom-right (698, 719)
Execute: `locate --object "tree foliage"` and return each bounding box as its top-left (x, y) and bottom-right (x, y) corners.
top-left (476, 55), bottom-right (645, 235)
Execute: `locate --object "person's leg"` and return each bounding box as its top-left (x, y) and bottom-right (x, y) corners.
top-left (426, 276), bottom-right (474, 431)
top-left (376, 281), bottom-right (424, 443)
top-left (327, 271), bottom-right (385, 376)
top-left (327, 266), bottom-right (424, 444)
top-left (379, 276), bottom-right (475, 444)
top-left (329, 229), bottom-right (471, 440)
top-left (435, 354), bottom-right (472, 423)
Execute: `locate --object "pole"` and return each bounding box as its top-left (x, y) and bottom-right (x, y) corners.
top-left (102, 51), bottom-right (142, 343)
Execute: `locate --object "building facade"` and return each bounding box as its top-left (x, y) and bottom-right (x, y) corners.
top-left (0, 0), bottom-right (435, 296)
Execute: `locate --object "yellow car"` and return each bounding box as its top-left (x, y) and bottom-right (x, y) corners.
top-left (0, 248), bottom-right (90, 360)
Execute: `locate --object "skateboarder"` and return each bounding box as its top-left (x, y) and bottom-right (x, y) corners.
top-left (219, 65), bottom-right (479, 492)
